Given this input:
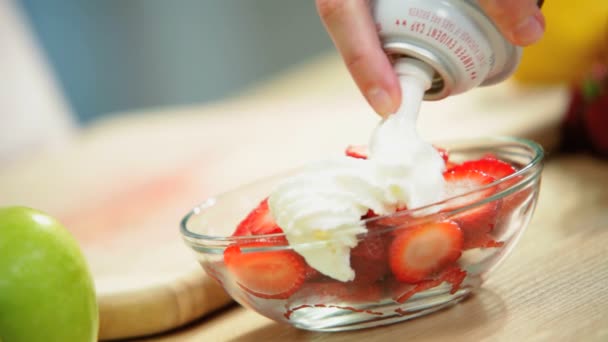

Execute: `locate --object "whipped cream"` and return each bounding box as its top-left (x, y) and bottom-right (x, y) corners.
top-left (268, 59), bottom-right (446, 282)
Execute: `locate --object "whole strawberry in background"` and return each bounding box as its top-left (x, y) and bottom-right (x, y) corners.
top-left (582, 66), bottom-right (608, 156)
top-left (560, 32), bottom-right (608, 158)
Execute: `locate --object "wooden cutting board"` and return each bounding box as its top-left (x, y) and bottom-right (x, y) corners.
top-left (0, 53), bottom-right (568, 340)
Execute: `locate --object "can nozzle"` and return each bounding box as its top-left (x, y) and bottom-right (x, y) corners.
top-left (393, 58), bottom-right (435, 92)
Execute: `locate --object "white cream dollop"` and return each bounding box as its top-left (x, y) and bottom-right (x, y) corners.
top-left (268, 59), bottom-right (446, 282)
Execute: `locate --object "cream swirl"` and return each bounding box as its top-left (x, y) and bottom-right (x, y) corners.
top-left (268, 59), bottom-right (445, 282)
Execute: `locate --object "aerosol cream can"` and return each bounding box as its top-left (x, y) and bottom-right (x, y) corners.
top-left (371, 0), bottom-right (528, 100)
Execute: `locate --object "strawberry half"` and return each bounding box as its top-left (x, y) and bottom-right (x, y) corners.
top-left (351, 233), bottom-right (387, 260)
top-left (367, 206), bottom-right (420, 229)
top-left (232, 198), bottom-right (283, 236)
top-left (456, 158), bottom-right (516, 181)
top-left (443, 168), bottom-right (500, 249)
top-left (345, 145), bottom-right (369, 159)
top-left (304, 265), bottom-right (323, 281)
top-left (389, 265), bottom-right (467, 303)
top-left (224, 242), bottom-right (306, 299)
top-left (388, 221), bottom-right (463, 283)
top-left (453, 157), bottom-right (524, 248)
top-left (444, 161), bottom-right (459, 172)
top-left (349, 231), bottom-right (390, 284)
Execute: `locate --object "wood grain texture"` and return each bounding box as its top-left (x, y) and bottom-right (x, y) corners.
top-left (98, 268), bottom-right (231, 340)
top-left (135, 155), bottom-right (608, 342)
top-left (0, 53), bottom-right (570, 340)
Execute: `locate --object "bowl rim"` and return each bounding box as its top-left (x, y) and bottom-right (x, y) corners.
top-left (180, 136), bottom-right (544, 249)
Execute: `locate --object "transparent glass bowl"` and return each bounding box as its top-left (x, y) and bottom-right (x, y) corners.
top-left (181, 137), bottom-right (543, 332)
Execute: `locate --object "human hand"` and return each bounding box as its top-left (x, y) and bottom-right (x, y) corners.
top-left (316, 0), bottom-right (546, 116)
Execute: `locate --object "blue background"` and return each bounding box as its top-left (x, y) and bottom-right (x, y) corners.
top-left (19, 0), bottom-right (334, 124)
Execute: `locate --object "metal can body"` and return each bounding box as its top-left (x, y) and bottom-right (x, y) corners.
top-left (371, 0), bottom-right (522, 100)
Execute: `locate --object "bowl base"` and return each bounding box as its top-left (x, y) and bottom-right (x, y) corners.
top-left (289, 286), bottom-right (473, 332)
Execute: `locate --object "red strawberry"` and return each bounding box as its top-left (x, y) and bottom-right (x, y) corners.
top-left (443, 168), bottom-right (500, 249)
top-left (351, 233), bottom-right (387, 260)
top-left (224, 242), bottom-right (306, 299)
top-left (583, 90), bottom-right (608, 157)
top-left (455, 157), bottom-right (519, 214)
top-left (390, 266), bottom-right (467, 303)
top-left (455, 158), bottom-right (516, 181)
top-left (362, 209), bottom-right (379, 219)
top-left (439, 265), bottom-right (468, 293)
top-left (455, 157), bottom-right (527, 247)
top-left (444, 161), bottom-right (459, 172)
top-left (304, 265), bottom-right (323, 281)
top-left (368, 207), bottom-right (416, 229)
top-left (350, 256), bottom-right (389, 284)
top-left (388, 221), bottom-right (463, 283)
top-left (350, 232), bottom-right (390, 284)
top-left (345, 145), bottom-right (368, 159)
top-left (232, 198), bottom-right (283, 236)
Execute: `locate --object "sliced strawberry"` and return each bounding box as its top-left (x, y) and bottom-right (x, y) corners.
top-left (455, 158), bottom-right (516, 180)
top-left (389, 266), bottom-right (467, 303)
top-left (350, 256), bottom-right (389, 284)
top-left (454, 158), bottom-right (517, 236)
top-left (351, 233), bottom-right (387, 260)
top-left (453, 158), bottom-right (525, 248)
top-left (388, 221), bottom-right (463, 283)
top-left (304, 265), bottom-right (322, 281)
top-left (233, 198), bottom-right (283, 236)
top-left (349, 232), bottom-right (390, 283)
top-left (368, 207), bottom-right (415, 229)
top-left (345, 145), bottom-right (368, 159)
top-left (439, 265), bottom-right (468, 293)
top-left (444, 161), bottom-right (459, 172)
top-left (224, 242), bottom-right (306, 299)
top-left (362, 209), bottom-right (379, 219)
top-left (443, 168), bottom-right (500, 249)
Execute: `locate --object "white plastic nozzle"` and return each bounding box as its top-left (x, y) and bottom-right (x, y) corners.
top-left (394, 57), bottom-right (435, 91)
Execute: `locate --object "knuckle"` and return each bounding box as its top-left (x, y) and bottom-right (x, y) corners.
top-left (344, 50), bottom-right (369, 74)
top-left (479, 0), bottom-right (537, 22)
top-left (478, 0), bottom-right (508, 18)
top-left (316, 0), bottom-right (347, 21)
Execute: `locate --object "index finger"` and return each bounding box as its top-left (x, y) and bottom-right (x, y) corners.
top-left (316, 0), bottom-right (401, 116)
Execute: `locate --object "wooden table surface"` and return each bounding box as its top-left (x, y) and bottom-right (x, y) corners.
top-left (3, 53), bottom-right (607, 341)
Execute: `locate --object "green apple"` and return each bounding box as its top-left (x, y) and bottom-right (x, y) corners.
top-left (0, 207), bottom-right (98, 342)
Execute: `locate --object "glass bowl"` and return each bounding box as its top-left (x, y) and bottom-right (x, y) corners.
top-left (180, 137), bottom-right (543, 332)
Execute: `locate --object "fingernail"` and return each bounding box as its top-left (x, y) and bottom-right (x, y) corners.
top-left (511, 12), bottom-right (545, 46)
top-left (366, 87), bottom-right (394, 116)
top-left (537, 0), bottom-right (544, 9)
